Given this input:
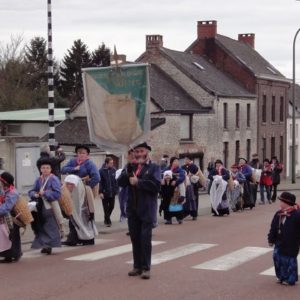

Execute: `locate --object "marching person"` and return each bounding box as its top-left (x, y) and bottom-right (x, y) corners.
top-left (61, 145), bottom-right (100, 193)
top-left (117, 142), bottom-right (160, 280)
top-left (28, 159), bottom-right (61, 255)
top-left (208, 159), bottom-right (230, 216)
top-left (249, 153), bottom-right (263, 205)
top-left (62, 175), bottom-right (97, 246)
top-left (268, 192), bottom-right (300, 285)
top-left (227, 164), bottom-right (246, 212)
top-left (259, 159), bottom-right (273, 205)
top-left (0, 172), bottom-right (22, 263)
top-left (270, 156), bottom-right (283, 202)
top-left (99, 157), bottom-right (118, 227)
top-left (238, 158), bottom-right (254, 209)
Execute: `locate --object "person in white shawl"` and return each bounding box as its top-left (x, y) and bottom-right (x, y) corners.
top-left (62, 175), bottom-right (97, 246)
top-left (208, 159), bottom-right (230, 216)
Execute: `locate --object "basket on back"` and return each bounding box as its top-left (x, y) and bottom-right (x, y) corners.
top-left (12, 195), bottom-right (33, 227)
top-left (59, 184), bottom-right (73, 216)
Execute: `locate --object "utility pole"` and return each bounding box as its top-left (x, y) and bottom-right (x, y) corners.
top-left (47, 0), bottom-right (55, 154)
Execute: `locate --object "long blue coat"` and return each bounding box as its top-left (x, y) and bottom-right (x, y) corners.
top-left (118, 161), bottom-right (161, 223)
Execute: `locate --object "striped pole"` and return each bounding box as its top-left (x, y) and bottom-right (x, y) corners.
top-left (47, 0), bottom-right (55, 154)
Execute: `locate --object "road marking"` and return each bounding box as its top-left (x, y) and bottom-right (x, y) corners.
top-left (260, 257), bottom-right (300, 276)
top-left (126, 243), bottom-right (217, 265)
top-left (193, 246), bottom-right (272, 271)
top-left (23, 239), bottom-right (114, 259)
top-left (65, 241), bottom-right (165, 262)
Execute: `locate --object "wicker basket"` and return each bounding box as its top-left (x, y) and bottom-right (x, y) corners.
top-left (59, 184), bottom-right (73, 216)
top-left (13, 196), bottom-right (34, 226)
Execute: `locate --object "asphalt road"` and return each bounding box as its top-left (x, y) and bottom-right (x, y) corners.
top-left (1, 190), bottom-right (300, 300)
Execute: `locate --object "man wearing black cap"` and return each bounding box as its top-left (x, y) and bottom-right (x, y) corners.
top-left (117, 142), bottom-right (160, 279)
top-left (268, 192), bottom-right (300, 285)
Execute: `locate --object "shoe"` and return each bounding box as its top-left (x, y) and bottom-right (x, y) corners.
top-left (192, 217), bottom-right (197, 221)
top-left (0, 257), bottom-right (13, 263)
top-left (62, 241), bottom-right (77, 246)
top-left (128, 268), bottom-right (142, 276)
top-left (258, 201), bottom-right (265, 205)
top-left (268, 200), bottom-right (272, 204)
top-left (41, 247), bottom-right (52, 255)
top-left (81, 239), bottom-right (95, 246)
top-left (106, 223), bottom-right (112, 227)
top-left (165, 220), bottom-right (172, 225)
top-left (141, 270), bottom-right (151, 279)
top-left (177, 219), bottom-right (183, 224)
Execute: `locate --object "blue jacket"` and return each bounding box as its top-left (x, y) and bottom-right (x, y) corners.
top-left (99, 165), bottom-right (118, 197)
top-left (118, 161), bottom-right (161, 223)
top-left (0, 188), bottom-right (19, 216)
top-left (61, 158), bottom-right (100, 188)
top-left (168, 166), bottom-right (186, 187)
top-left (239, 164), bottom-right (253, 181)
top-left (28, 174), bottom-right (61, 202)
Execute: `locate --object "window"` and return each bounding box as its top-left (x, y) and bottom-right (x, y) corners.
top-left (247, 104), bottom-right (251, 127)
top-left (262, 138), bottom-right (266, 159)
top-left (236, 103), bottom-right (240, 128)
top-left (280, 96), bottom-right (284, 122)
top-left (223, 103), bottom-right (228, 129)
top-left (223, 142), bottom-right (229, 168)
top-left (180, 114), bottom-right (192, 140)
top-left (6, 124), bottom-right (21, 136)
top-left (271, 137), bottom-right (275, 158)
top-left (235, 140), bottom-right (240, 163)
top-left (272, 96), bottom-right (276, 122)
top-left (247, 139), bottom-right (251, 162)
top-left (280, 136), bottom-right (283, 163)
top-left (262, 95), bottom-right (267, 123)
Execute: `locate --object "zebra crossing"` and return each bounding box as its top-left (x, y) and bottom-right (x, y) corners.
top-left (21, 239), bottom-right (300, 276)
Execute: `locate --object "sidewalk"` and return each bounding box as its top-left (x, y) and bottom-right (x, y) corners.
top-left (20, 178), bottom-right (300, 247)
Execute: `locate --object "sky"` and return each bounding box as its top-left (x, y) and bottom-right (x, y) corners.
top-left (0, 0), bottom-right (300, 81)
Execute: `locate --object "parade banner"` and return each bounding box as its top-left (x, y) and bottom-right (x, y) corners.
top-left (82, 64), bottom-right (150, 151)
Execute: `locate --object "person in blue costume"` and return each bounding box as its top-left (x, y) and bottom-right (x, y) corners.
top-left (61, 145), bottom-right (100, 190)
top-left (28, 159), bottom-right (61, 255)
top-left (0, 172), bottom-right (22, 263)
top-left (268, 192), bottom-right (300, 286)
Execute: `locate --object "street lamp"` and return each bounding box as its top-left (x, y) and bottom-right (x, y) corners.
top-left (47, 0), bottom-right (55, 154)
top-left (291, 28), bottom-right (300, 183)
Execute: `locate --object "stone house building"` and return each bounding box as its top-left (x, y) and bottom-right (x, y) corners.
top-left (137, 35), bottom-right (257, 169)
top-left (186, 20), bottom-right (290, 165)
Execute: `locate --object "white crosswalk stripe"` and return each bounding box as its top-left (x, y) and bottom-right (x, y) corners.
top-left (65, 241), bottom-right (165, 262)
top-left (127, 243), bottom-right (217, 265)
top-left (260, 256), bottom-right (300, 276)
top-left (192, 246), bottom-right (272, 271)
top-left (23, 239), bottom-right (113, 259)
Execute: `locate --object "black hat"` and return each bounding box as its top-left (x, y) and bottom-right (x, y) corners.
top-left (37, 158), bottom-right (53, 169)
top-left (263, 158), bottom-right (270, 163)
top-left (75, 144), bottom-right (90, 154)
top-left (278, 192), bottom-right (296, 206)
top-left (215, 159), bottom-right (223, 165)
top-left (0, 172), bottom-right (14, 186)
top-left (170, 156), bottom-right (179, 166)
top-left (239, 157), bottom-right (248, 163)
top-left (133, 142), bottom-right (152, 151)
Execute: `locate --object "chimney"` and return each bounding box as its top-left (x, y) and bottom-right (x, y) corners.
top-left (197, 20), bottom-right (217, 39)
top-left (238, 33), bottom-right (255, 49)
top-left (146, 35), bottom-right (163, 50)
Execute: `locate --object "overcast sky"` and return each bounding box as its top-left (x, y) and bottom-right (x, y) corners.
top-left (0, 0), bottom-right (300, 81)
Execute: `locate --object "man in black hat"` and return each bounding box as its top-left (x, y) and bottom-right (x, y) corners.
top-left (117, 142), bottom-right (160, 279)
top-left (268, 192), bottom-right (300, 285)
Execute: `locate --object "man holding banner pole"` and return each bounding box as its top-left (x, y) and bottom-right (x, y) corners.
top-left (117, 142), bottom-right (160, 279)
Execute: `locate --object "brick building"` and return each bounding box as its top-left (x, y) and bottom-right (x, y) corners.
top-left (137, 35), bottom-right (257, 169)
top-left (186, 20), bottom-right (290, 165)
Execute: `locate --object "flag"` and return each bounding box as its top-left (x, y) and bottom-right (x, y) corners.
top-left (82, 64), bottom-right (150, 151)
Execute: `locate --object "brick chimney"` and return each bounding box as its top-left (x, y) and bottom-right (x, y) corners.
top-left (197, 20), bottom-right (217, 39)
top-left (238, 33), bottom-right (255, 49)
top-left (146, 35), bottom-right (163, 50)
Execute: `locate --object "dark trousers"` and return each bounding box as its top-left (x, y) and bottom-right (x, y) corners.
top-left (128, 212), bottom-right (152, 271)
top-left (252, 183), bottom-right (258, 205)
top-left (102, 196), bottom-right (115, 224)
top-left (271, 184), bottom-right (278, 201)
top-left (0, 224), bottom-right (22, 259)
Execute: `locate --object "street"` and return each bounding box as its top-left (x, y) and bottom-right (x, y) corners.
top-left (1, 190), bottom-right (300, 300)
